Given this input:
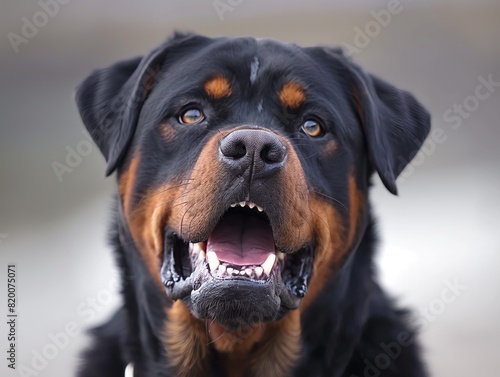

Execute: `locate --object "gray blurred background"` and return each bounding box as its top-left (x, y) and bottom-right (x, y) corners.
top-left (1, 1), bottom-right (499, 376)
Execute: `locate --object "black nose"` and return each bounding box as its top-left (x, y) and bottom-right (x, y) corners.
top-left (219, 129), bottom-right (287, 178)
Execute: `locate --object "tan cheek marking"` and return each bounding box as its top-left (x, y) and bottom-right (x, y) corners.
top-left (119, 153), bottom-right (141, 216)
top-left (279, 82), bottom-right (306, 109)
top-left (165, 301), bottom-right (210, 377)
top-left (274, 134), bottom-right (313, 252)
top-left (119, 152), bottom-right (185, 289)
top-left (119, 153), bottom-right (164, 288)
top-left (204, 75), bottom-right (232, 99)
top-left (301, 174), bottom-right (365, 309)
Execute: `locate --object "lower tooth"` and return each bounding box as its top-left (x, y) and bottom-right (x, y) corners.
top-left (227, 267), bottom-right (234, 275)
top-left (255, 266), bottom-right (263, 278)
top-left (245, 268), bottom-right (252, 277)
top-left (207, 251), bottom-right (220, 272)
top-left (261, 254), bottom-right (276, 276)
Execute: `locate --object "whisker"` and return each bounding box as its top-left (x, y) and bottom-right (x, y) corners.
top-left (310, 190), bottom-right (348, 212)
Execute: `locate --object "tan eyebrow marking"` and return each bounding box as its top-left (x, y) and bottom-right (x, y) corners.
top-left (204, 75), bottom-right (232, 99)
top-left (279, 82), bottom-right (306, 109)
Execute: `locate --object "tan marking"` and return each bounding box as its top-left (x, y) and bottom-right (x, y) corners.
top-left (323, 139), bottom-right (338, 156)
top-left (119, 153), bottom-right (140, 215)
top-left (119, 152), bottom-right (184, 289)
top-left (165, 301), bottom-right (210, 377)
top-left (204, 75), bottom-right (232, 99)
top-left (158, 122), bottom-right (177, 142)
top-left (279, 82), bottom-right (306, 109)
top-left (250, 310), bottom-right (302, 377)
top-left (302, 173), bottom-right (365, 309)
top-left (208, 310), bottom-right (301, 377)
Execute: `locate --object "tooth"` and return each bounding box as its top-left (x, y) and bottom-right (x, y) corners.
top-left (227, 267), bottom-right (234, 275)
top-left (239, 201), bottom-right (246, 207)
top-left (197, 250), bottom-right (206, 262)
top-left (230, 203), bottom-right (236, 207)
top-left (245, 268), bottom-right (252, 277)
top-left (277, 251), bottom-right (285, 261)
top-left (248, 202), bottom-right (255, 209)
top-left (257, 206), bottom-right (263, 212)
top-left (192, 243), bottom-right (202, 254)
top-left (217, 266), bottom-right (225, 277)
top-left (232, 269), bottom-right (240, 276)
top-left (206, 251), bottom-right (220, 272)
top-left (255, 266), bottom-right (263, 279)
top-left (261, 254), bottom-right (276, 276)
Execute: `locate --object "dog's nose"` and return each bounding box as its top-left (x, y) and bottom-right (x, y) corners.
top-left (219, 129), bottom-right (287, 178)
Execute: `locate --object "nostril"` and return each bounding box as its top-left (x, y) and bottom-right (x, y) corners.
top-left (260, 143), bottom-right (287, 164)
top-left (220, 139), bottom-right (247, 159)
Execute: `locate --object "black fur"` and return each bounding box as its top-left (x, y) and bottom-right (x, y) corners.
top-left (76, 33), bottom-right (430, 377)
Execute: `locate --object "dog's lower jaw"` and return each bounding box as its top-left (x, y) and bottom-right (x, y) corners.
top-left (165, 301), bottom-right (301, 377)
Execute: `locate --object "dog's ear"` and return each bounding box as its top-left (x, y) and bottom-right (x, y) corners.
top-left (352, 72), bottom-right (431, 195)
top-left (322, 49), bottom-right (431, 195)
top-left (75, 33), bottom-right (205, 175)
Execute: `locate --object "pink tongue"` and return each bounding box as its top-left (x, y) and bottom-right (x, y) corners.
top-left (207, 211), bottom-right (274, 266)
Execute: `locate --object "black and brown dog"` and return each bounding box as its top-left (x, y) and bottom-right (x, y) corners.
top-left (75, 33), bottom-right (430, 377)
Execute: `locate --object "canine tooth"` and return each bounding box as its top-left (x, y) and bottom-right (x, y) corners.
top-left (261, 254), bottom-right (276, 276)
top-left (239, 201), bottom-right (246, 207)
top-left (226, 267), bottom-right (234, 275)
top-left (197, 250), bottom-right (206, 262)
top-left (255, 266), bottom-right (263, 279)
top-left (192, 243), bottom-right (203, 254)
top-left (248, 202), bottom-right (255, 209)
top-left (206, 251), bottom-right (220, 272)
top-left (257, 205), bottom-right (263, 212)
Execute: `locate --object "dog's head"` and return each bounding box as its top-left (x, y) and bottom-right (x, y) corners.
top-left (76, 34), bottom-right (429, 330)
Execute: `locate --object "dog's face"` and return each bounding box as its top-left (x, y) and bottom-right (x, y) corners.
top-left (76, 34), bottom-right (429, 329)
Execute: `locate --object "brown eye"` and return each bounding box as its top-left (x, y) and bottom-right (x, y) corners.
top-left (179, 108), bottom-right (204, 124)
top-left (302, 119), bottom-right (323, 137)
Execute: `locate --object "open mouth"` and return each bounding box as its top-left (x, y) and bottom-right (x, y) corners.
top-left (161, 201), bottom-right (313, 323)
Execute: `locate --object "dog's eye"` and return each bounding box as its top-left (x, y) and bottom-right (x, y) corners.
top-left (179, 108), bottom-right (205, 124)
top-left (302, 119), bottom-right (324, 137)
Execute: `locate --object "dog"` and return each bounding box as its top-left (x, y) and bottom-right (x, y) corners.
top-left (75, 33), bottom-right (430, 377)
